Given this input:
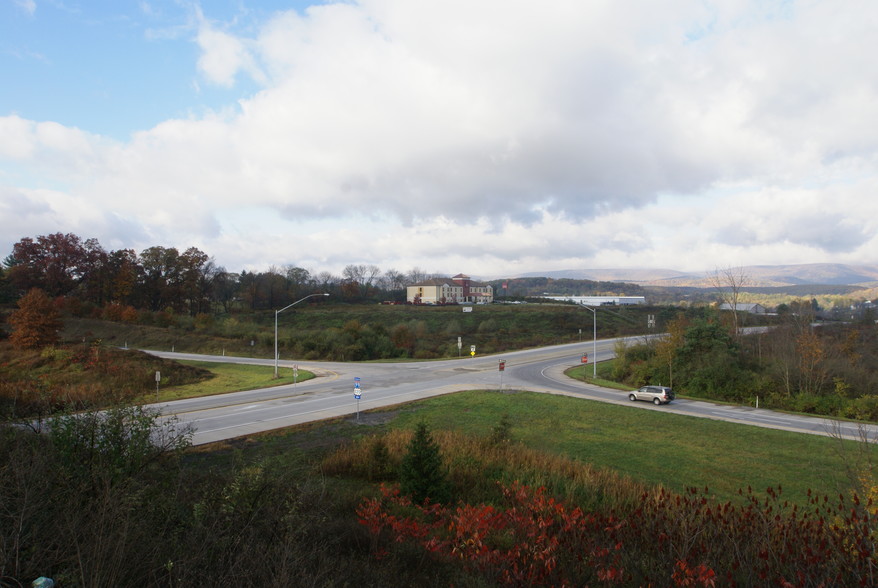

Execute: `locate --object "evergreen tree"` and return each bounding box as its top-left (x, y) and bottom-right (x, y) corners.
top-left (9, 288), bottom-right (62, 349)
top-left (399, 421), bottom-right (450, 504)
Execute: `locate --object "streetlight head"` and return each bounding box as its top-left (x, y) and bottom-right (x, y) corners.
top-left (322, 293), bottom-right (330, 296)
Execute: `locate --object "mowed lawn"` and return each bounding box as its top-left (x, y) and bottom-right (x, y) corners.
top-left (158, 361), bottom-right (314, 400)
top-left (380, 390), bottom-right (871, 505)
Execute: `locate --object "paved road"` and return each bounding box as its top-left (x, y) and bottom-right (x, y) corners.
top-left (146, 339), bottom-right (877, 446)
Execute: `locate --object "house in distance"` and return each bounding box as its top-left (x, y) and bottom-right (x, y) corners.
top-left (406, 274), bottom-right (494, 304)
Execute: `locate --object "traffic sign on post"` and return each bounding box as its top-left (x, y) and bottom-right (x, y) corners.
top-left (354, 377), bottom-right (362, 422)
top-left (581, 353), bottom-right (588, 364)
top-left (499, 360), bottom-right (506, 371)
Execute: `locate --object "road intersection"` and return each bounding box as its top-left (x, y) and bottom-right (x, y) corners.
top-left (147, 338), bottom-right (876, 446)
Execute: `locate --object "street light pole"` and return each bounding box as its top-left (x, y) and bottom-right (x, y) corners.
top-left (274, 293), bottom-right (329, 378)
top-left (581, 304), bottom-right (597, 378)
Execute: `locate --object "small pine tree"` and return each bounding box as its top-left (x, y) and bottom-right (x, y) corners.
top-left (9, 288), bottom-right (62, 349)
top-left (399, 421), bottom-right (450, 504)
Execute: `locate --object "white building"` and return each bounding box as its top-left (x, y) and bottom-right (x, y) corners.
top-left (406, 274), bottom-right (493, 304)
top-left (542, 295), bottom-right (646, 306)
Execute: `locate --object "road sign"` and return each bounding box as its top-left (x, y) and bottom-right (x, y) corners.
top-left (581, 353), bottom-right (588, 364)
top-left (457, 336), bottom-right (462, 349)
top-left (499, 360), bottom-right (506, 372)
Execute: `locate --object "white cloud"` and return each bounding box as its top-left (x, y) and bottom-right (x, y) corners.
top-left (14, 0), bottom-right (36, 16)
top-left (2, 0), bottom-right (878, 276)
top-left (196, 23), bottom-right (265, 87)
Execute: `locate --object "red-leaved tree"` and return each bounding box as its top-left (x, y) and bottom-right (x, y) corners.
top-left (9, 288), bottom-right (62, 349)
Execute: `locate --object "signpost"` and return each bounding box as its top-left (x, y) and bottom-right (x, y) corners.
top-left (498, 359), bottom-right (505, 391)
top-left (470, 345), bottom-right (476, 358)
top-left (354, 377), bottom-right (362, 422)
top-left (293, 364), bottom-right (299, 387)
top-left (581, 304), bottom-right (597, 379)
top-left (458, 336), bottom-right (462, 358)
top-left (155, 371), bottom-right (161, 400)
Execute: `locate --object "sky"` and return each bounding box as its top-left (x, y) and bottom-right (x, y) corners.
top-left (1, 0), bottom-right (877, 279)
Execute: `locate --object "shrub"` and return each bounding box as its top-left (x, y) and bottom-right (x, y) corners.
top-left (359, 482), bottom-right (877, 586)
top-left (48, 405), bottom-right (193, 484)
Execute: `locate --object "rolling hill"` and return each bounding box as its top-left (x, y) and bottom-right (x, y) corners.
top-left (513, 263), bottom-right (878, 288)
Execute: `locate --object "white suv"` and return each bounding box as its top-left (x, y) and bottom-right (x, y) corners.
top-left (629, 385), bottom-right (675, 405)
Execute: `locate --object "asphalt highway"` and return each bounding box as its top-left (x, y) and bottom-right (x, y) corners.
top-left (145, 338), bottom-right (877, 446)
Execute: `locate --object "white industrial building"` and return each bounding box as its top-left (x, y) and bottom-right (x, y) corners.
top-left (542, 295), bottom-right (646, 306)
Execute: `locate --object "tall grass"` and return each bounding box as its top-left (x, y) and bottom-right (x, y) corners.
top-left (0, 342), bottom-right (211, 417)
top-left (322, 427), bottom-right (657, 512)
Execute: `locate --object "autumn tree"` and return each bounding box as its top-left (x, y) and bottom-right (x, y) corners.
top-left (9, 288), bottom-right (62, 349)
top-left (9, 233), bottom-right (88, 297)
top-left (654, 314), bottom-right (688, 388)
top-left (797, 329), bottom-right (828, 396)
top-left (106, 248), bottom-right (140, 304)
top-left (710, 266), bottom-right (749, 337)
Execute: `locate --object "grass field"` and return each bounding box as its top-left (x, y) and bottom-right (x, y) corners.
top-left (173, 360), bottom-right (872, 506)
top-left (376, 390), bottom-right (873, 505)
top-left (155, 360), bottom-right (314, 400)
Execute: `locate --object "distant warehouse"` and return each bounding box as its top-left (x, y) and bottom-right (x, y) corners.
top-left (542, 295), bottom-right (647, 306)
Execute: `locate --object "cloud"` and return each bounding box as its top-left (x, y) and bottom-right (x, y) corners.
top-left (14, 0), bottom-right (36, 16)
top-left (196, 24), bottom-right (265, 87)
top-left (710, 182), bottom-right (878, 254)
top-left (2, 0), bottom-right (878, 275)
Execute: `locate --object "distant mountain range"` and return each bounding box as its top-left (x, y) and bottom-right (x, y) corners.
top-left (513, 263), bottom-right (878, 288)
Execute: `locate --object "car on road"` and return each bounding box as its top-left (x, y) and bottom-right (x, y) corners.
top-left (629, 385), bottom-right (675, 405)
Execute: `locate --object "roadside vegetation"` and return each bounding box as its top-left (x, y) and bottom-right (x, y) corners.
top-left (611, 303), bottom-right (878, 419)
top-left (0, 341), bottom-right (212, 418)
top-left (3, 386), bottom-right (876, 586)
top-left (52, 301), bottom-right (698, 360)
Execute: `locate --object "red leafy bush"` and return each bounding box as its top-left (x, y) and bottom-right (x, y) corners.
top-left (358, 482), bottom-right (876, 586)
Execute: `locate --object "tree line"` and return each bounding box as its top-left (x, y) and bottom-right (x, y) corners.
top-left (1, 232), bottom-right (658, 316)
top-left (0, 232), bottom-right (443, 314)
top-left (612, 302), bottom-right (878, 419)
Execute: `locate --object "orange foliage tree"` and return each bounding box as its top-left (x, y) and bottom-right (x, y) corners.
top-left (9, 288), bottom-right (62, 349)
